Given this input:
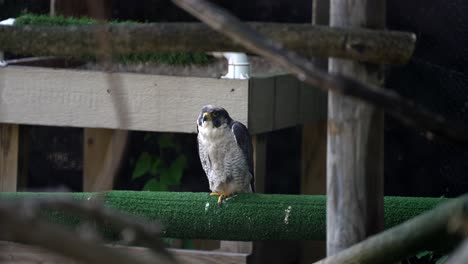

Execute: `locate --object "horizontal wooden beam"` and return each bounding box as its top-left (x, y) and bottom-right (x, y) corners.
top-left (0, 191), bottom-right (449, 241)
top-left (0, 66), bottom-right (326, 134)
top-left (0, 23), bottom-right (415, 64)
top-left (0, 241), bottom-right (248, 264)
top-left (0, 66), bottom-right (248, 133)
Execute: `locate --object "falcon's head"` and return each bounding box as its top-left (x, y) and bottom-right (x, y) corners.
top-left (197, 105), bottom-right (232, 129)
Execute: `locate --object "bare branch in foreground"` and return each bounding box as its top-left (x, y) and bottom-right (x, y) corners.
top-left (0, 199), bottom-right (175, 264)
top-left (33, 198), bottom-right (173, 260)
top-left (445, 239), bottom-right (468, 264)
top-left (172, 0), bottom-right (468, 147)
top-left (0, 23), bottom-right (415, 65)
top-left (309, 195), bottom-right (467, 264)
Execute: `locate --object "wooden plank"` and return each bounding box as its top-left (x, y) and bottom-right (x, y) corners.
top-left (299, 81), bottom-right (327, 123)
top-left (0, 66), bottom-right (249, 134)
top-left (83, 128), bottom-right (115, 191)
top-left (301, 122), bottom-right (327, 195)
top-left (248, 77), bottom-right (275, 134)
top-left (0, 124), bottom-right (18, 191)
top-left (327, 0), bottom-right (385, 256)
top-left (219, 241), bottom-right (252, 254)
top-left (0, 241), bottom-right (248, 264)
top-left (273, 75), bottom-right (299, 129)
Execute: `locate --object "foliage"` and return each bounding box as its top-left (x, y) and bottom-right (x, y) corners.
top-left (15, 13), bottom-right (95, 26)
top-left (131, 132), bottom-right (194, 250)
top-left (402, 251), bottom-right (448, 264)
top-left (132, 133), bottom-right (187, 192)
top-left (13, 14), bottom-right (215, 65)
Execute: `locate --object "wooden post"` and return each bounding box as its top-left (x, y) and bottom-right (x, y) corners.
top-left (0, 124), bottom-right (19, 191)
top-left (53, 0), bottom-right (121, 193)
top-left (327, 0), bottom-right (385, 256)
top-left (83, 128), bottom-right (116, 191)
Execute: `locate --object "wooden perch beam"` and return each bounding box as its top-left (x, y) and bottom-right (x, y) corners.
top-left (0, 191), bottom-right (449, 241)
top-left (0, 23), bottom-right (415, 64)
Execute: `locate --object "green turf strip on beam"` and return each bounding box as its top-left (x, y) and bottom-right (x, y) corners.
top-left (0, 191), bottom-right (448, 241)
top-left (13, 14), bottom-right (214, 65)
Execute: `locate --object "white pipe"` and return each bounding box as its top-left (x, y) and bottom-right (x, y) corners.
top-left (221, 52), bottom-right (250, 79)
top-left (0, 18), bottom-right (16, 67)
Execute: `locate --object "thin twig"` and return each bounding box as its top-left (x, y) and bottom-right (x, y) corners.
top-left (172, 0), bottom-right (468, 146)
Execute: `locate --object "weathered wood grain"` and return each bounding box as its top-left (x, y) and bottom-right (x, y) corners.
top-left (248, 77), bottom-right (275, 134)
top-left (83, 128), bottom-right (114, 191)
top-left (0, 124), bottom-right (18, 191)
top-left (0, 66), bottom-right (249, 133)
top-left (274, 75), bottom-right (300, 129)
top-left (327, 0), bottom-right (385, 255)
top-left (0, 66), bottom-right (326, 134)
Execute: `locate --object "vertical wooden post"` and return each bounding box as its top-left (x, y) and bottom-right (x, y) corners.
top-left (54, 0), bottom-right (120, 193)
top-left (0, 124), bottom-right (18, 191)
top-left (83, 128), bottom-right (115, 191)
top-left (327, 0), bottom-right (385, 256)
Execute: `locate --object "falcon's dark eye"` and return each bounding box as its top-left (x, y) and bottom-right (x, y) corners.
top-left (212, 112), bottom-right (218, 117)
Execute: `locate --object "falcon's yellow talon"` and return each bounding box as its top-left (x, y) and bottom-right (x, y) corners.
top-left (209, 192), bottom-right (228, 205)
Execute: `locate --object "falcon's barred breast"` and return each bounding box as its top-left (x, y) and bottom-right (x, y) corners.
top-left (196, 105), bottom-right (255, 204)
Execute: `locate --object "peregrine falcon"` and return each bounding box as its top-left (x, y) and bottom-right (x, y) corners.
top-left (196, 105), bottom-right (255, 205)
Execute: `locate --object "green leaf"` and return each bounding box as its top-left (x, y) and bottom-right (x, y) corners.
top-left (132, 152), bottom-right (153, 179)
top-left (158, 134), bottom-right (175, 150)
top-left (161, 155), bottom-right (187, 186)
top-left (143, 178), bottom-right (168, 191)
top-left (159, 169), bottom-right (173, 186)
top-left (416, 250), bottom-right (432, 259)
top-left (416, 250), bottom-right (431, 259)
top-left (149, 158), bottom-right (162, 176)
top-left (435, 256), bottom-right (448, 264)
top-left (143, 178), bottom-right (158, 191)
top-left (182, 239), bottom-right (195, 249)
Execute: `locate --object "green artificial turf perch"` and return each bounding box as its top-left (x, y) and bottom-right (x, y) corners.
top-left (0, 191), bottom-right (448, 241)
top-left (13, 14), bottom-right (214, 65)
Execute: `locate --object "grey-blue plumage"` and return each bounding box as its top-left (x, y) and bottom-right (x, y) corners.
top-left (196, 105), bottom-right (254, 204)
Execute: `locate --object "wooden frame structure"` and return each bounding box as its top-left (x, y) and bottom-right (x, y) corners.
top-left (0, 64), bottom-right (326, 263)
top-left (0, 0), bottom-right (419, 261)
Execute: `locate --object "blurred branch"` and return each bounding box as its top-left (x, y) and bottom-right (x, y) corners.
top-left (0, 198), bottom-right (175, 264)
top-left (34, 198), bottom-right (172, 259)
top-left (310, 195), bottom-right (468, 264)
top-left (446, 239), bottom-right (468, 264)
top-left (172, 0), bottom-right (468, 147)
top-left (0, 23), bottom-right (414, 64)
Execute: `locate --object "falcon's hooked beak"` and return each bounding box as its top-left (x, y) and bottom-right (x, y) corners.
top-left (202, 112), bottom-right (212, 122)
